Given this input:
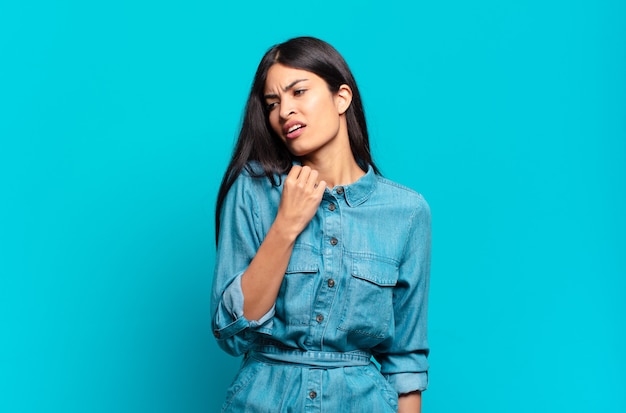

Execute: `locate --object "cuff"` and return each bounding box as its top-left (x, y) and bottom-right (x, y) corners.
top-left (384, 372), bottom-right (428, 394)
top-left (213, 273), bottom-right (274, 340)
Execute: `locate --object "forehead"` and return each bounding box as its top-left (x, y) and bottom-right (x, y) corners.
top-left (264, 64), bottom-right (321, 92)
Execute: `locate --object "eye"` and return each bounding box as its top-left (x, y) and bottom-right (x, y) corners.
top-left (265, 101), bottom-right (278, 112)
top-left (294, 89), bottom-right (306, 96)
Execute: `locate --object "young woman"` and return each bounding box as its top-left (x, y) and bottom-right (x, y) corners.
top-left (211, 37), bottom-right (431, 412)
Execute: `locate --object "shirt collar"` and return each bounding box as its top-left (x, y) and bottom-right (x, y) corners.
top-left (335, 165), bottom-right (377, 207)
top-left (291, 161), bottom-right (377, 207)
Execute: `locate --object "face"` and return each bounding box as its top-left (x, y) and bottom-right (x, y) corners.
top-left (263, 64), bottom-right (352, 159)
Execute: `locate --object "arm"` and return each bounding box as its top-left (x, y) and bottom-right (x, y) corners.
top-left (240, 165), bottom-right (326, 320)
top-left (375, 195), bottom-right (431, 396)
top-left (211, 166), bottom-right (325, 354)
top-left (398, 391), bottom-right (422, 413)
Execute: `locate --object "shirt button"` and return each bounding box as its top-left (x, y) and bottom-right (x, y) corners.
top-left (336, 186), bottom-right (344, 195)
top-left (330, 237), bottom-right (338, 246)
top-left (327, 279), bottom-right (335, 288)
top-left (328, 203), bottom-right (336, 211)
top-left (316, 314), bottom-right (324, 323)
top-left (309, 391), bottom-right (317, 399)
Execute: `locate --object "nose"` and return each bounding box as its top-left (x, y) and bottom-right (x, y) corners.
top-left (280, 97), bottom-right (296, 120)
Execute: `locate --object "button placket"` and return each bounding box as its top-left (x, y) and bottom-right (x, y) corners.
top-left (309, 192), bottom-right (341, 350)
top-left (305, 368), bottom-right (322, 410)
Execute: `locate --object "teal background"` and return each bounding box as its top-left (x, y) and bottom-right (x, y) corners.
top-left (1, 0), bottom-right (624, 411)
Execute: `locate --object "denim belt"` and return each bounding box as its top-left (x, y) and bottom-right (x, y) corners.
top-left (250, 342), bottom-right (372, 368)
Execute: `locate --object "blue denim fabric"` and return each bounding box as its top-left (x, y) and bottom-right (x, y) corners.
top-left (211, 163), bottom-right (431, 412)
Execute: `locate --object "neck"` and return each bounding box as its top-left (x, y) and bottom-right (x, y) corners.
top-left (298, 116), bottom-right (367, 188)
top-left (300, 147), bottom-right (365, 189)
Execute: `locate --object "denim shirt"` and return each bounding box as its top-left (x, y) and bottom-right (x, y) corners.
top-left (211, 163), bottom-right (431, 401)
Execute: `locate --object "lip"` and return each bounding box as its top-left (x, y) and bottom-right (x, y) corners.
top-left (283, 120), bottom-right (307, 139)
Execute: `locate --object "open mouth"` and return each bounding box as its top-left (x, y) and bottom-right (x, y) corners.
top-left (284, 123), bottom-right (306, 139)
top-left (288, 124), bottom-right (303, 134)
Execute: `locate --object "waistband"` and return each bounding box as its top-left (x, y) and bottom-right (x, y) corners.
top-left (250, 342), bottom-right (372, 368)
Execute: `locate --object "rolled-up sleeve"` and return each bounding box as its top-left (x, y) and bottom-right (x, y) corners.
top-left (211, 171), bottom-right (274, 356)
top-left (375, 195), bottom-right (431, 394)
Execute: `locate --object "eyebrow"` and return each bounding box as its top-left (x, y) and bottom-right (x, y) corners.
top-left (263, 78), bottom-right (308, 100)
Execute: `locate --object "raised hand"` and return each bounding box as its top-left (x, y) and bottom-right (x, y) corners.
top-left (274, 165), bottom-right (327, 240)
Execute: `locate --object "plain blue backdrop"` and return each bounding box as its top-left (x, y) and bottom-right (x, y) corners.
top-left (1, 0), bottom-right (625, 411)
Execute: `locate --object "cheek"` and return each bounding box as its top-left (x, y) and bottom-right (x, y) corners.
top-left (315, 98), bottom-right (341, 127)
top-left (268, 112), bottom-right (281, 134)
top-left (314, 95), bottom-right (339, 118)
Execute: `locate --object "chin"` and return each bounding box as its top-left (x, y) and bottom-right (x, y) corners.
top-left (285, 144), bottom-right (313, 158)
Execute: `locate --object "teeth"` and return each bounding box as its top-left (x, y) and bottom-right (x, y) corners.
top-left (288, 124), bottom-right (302, 133)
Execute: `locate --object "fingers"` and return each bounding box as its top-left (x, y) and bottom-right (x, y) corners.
top-left (287, 165), bottom-right (322, 189)
top-left (286, 165), bottom-right (302, 181)
top-left (314, 179), bottom-right (327, 196)
top-left (278, 166), bottom-right (327, 236)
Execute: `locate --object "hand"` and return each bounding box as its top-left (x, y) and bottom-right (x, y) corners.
top-left (274, 165), bottom-right (326, 240)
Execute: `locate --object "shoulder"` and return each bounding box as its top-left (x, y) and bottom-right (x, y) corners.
top-left (240, 160), bottom-right (265, 177)
top-left (225, 162), bottom-right (285, 209)
top-left (231, 161), bottom-right (283, 190)
top-left (374, 175), bottom-right (430, 214)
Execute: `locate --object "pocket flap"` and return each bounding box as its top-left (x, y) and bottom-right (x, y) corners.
top-left (351, 258), bottom-right (398, 286)
top-left (285, 246), bottom-right (319, 274)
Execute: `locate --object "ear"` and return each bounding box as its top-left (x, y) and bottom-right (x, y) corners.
top-left (335, 84), bottom-right (353, 115)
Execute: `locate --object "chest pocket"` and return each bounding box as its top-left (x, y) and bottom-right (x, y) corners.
top-left (338, 257), bottom-right (399, 339)
top-left (275, 247), bottom-right (319, 326)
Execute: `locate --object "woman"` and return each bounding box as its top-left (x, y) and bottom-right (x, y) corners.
top-left (211, 37), bottom-right (430, 412)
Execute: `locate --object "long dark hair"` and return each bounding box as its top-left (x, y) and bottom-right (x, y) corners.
top-left (215, 37), bottom-right (380, 243)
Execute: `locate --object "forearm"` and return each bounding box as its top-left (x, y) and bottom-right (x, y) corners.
top-left (398, 391), bottom-right (421, 413)
top-left (240, 221), bottom-right (297, 320)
